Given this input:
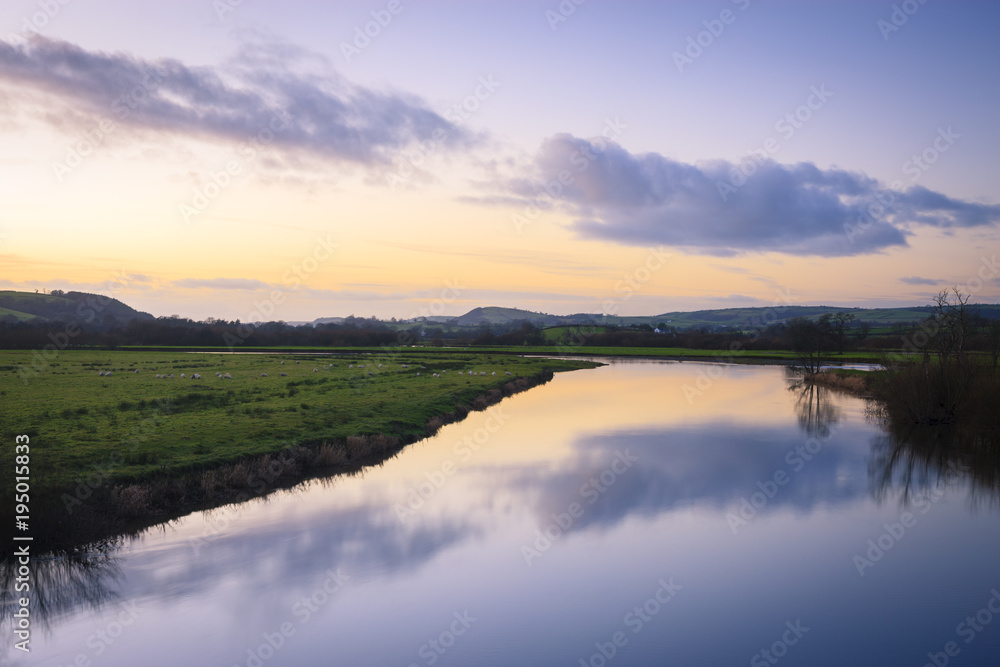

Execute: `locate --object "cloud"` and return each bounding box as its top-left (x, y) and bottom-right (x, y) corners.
top-left (0, 35), bottom-right (471, 167)
top-left (497, 134), bottom-right (1000, 257)
top-left (899, 276), bottom-right (940, 286)
top-left (173, 278), bottom-right (270, 290)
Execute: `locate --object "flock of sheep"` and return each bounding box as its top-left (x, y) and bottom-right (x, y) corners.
top-left (96, 361), bottom-right (514, 381)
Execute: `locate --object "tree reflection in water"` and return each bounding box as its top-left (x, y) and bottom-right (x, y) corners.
top-left (0, 538), bottom-right (124, 633)
top-left (788, 368), bottom-right (1000, 508)
top-left (787, 370), bottom-right (842, 439)
top-left (868, 418), bottom-right (1000, 509)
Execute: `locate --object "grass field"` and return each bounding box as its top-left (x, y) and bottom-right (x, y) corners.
top-left (0, 349), bottom-right (599, 493)
top-left (116, 343), bottom-right (899, 363)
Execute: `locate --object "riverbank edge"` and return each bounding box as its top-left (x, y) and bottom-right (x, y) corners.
top-left (10, 370), bottom-right (565, 556)
top-left (803, 368), bottom-right (879, 398)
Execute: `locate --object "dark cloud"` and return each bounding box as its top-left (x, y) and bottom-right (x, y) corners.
top-left (501, 134), bottom-right (1000, 257)
top-left (0, 36), bottom-right (470, 166)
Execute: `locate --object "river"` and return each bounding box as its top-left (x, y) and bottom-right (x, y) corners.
top-left (7, 359), bottom-right (1000, 666)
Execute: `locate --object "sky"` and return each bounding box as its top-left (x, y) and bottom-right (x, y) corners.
top-left (1, 0), bottom-right (998, 321)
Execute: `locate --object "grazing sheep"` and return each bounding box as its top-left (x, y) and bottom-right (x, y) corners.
top-left (368, 371), bottom-right (374, 376)
top-left (98, 371), bottom-right (104, 376)
top-left (169, 374), bottom-right (175, 379)
top-left (349, 364), bottom-right (354, 368)
top-left (416, 373), bottom-right (420, 376)
top-left (324, 365), bottom-right (329, 369)
top-left (492, 372), bottom-right (496, 376)
top-left (402, 364), bottom-right (408, 368)
top-left (280, 372), bottom-right (288, 377)
top-left (181, 373), bottom-right (186, 378)
top-left (134, 369), bottom-right (139, 374)
top-left (458, 371), bottom-right (463, 375)
top-left (313, 368), bottom-right (318, 372)
top-left (378, 364), bottom-right (382, 368)
top-left (505, 371), bottom-right (512, 376)
top-left (296, 361), bottom-right (300, 364)
top-left (193, 374), bottom-right (201, 379)
top-left (106, 371), bottom-right (112, 376)
top-left (224, 373), bottom-right (232, 379)
top-left (261, 373), bottom-right (268, 377)
top-left (281, 361), bottom-right (285, 365)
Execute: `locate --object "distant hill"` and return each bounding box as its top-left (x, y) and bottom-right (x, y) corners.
top-left (0, 291), bottom-right (154, 330)
top-left (401, 303), bottom-right (1000, 332)
top-left (452, 307), bottom-right (564, 327)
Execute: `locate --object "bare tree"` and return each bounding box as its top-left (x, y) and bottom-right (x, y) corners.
top-left (930, 287), bottom-right (972, 366)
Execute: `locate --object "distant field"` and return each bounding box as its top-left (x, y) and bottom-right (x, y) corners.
top-left (541, 325), bottom-right (615, 342)
top-left (462, 345), bottom-right (896, 363)
top-left (0, 350), bottom-right (598, 491)
top-left (0, 306), bottom-right (35, 321)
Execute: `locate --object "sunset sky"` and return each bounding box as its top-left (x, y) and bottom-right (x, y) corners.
top-left (1, 0), bottom-right (998, 321)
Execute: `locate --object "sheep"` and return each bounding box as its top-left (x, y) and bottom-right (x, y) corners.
top-left (224, 373), bottom-right (232, 379)
top-left (349, 365), bottom-right (354, 368)
top-left (401, 364), bottom-right (408, 368)
top-left (296, 361), bottom-right (300, 364)
top-left (492, 372), bottom-right (496, 376)
top-left (323, 365), bottom-right (329, 370)
top-left (181, 373), bottom-right (186, 378)
top-left (281, 361), bottom-right (285, 365)
top-left (169, 374), bottom-right (175, 379)
top-left (134, 369), bottom-right (139, 374)
top-left (368, 371), bottom-right (374, 376)
top-left (106, 371), bottom-right (112, 376)
top-left (98, 371), bottom-right (104, 376)
top-left (193, 374), bottom-right (201, 379)
top-left (280, 372), bottom-right (288, 377)
top-left (458, 371), bottom-right (463, 375)
top-left (314, 368), bottom-right (318, 372)
top-left (261, 373), bottom-right (268, 377)
top-left (416, 373), bottom-right (420, 376)
top-left (505, 371), bottom-right (512, 376)
top-left (378, 364), bottom-right (383, 368)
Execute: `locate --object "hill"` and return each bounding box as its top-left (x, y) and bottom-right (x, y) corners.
top-left (0, 291), bottom-right (154, 330)
top-left (452, 306), bottom-right (564, 327)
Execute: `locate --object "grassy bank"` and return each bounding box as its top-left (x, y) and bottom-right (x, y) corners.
top-left (0, 349), bottom-right (599, 551)
top-left (803, 368), bottom-right (876, 396)
top-left (117, 343), bottom-right (896, 363)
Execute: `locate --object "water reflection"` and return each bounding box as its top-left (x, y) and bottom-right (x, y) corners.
top-left (869, 421), bottom-right (1000, 508)
top-left (0, 542), bottom-right (123, 632)
top-left (6, 361), bottom-right (1000, 667)
top-left (787, 375), bottom-right (841, 438)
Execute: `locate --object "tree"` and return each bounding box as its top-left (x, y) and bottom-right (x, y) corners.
top-left (787, 317), bottom-right (835, 373)
top-left (929, 287), bottom-right (972, 366)
top-left (856, 320), bottom-right (871, 342)
top-left (821, 312), bottom-right (855, 354)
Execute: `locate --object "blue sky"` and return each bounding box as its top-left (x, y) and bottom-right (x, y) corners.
top-left (1, 0), bottom-right (998, 319)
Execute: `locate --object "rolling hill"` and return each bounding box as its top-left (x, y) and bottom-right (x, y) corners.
top-left (0, 291), bottom-right (154, 330)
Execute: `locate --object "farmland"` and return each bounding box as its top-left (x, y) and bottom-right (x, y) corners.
top-left (1, 349), bottom-right (599, 493)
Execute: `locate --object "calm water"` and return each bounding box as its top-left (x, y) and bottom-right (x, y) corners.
top-left (8, 360), bottom-right (1000, 666)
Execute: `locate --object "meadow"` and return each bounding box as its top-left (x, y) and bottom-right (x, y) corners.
top-left (1, 349), bottom-right (598, 494)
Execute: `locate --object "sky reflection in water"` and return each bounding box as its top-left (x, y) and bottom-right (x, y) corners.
top-left (8, 360), bottom-right (1000, 667)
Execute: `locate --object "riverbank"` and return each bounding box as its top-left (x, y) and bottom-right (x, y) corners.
top-left (803, 368), bottom-right (876, 397)
top-left (0, 350), bottom-right (599, 554)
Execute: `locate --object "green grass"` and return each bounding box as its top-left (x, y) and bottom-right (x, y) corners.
top-left (541, 325), bottom-right (615, 342)
top-left (0, 305), bottom-right (36, 321)
top-left (0, 350), bottom-right (598, 492)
